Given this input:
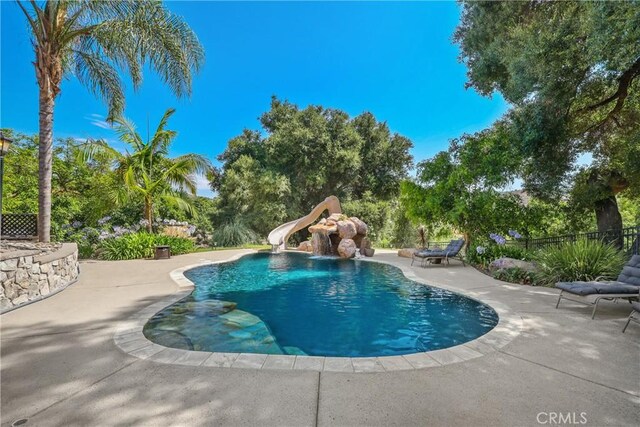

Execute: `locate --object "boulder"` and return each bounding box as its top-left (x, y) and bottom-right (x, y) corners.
top-left (363, 248), bottom-right (375, 257)
top-left (360, 237), bottom-right (372, 249)
top-left (397, 248), bottom-right (417, 258)
top-left (328, 213), bottom-right (345, 223)
top-left (337, 239), bottom-right (357, 258)
top-left (297, 241), bottom-right (313, 252)
top-left (337, 220), bottom-right (357, 239)
top-left (489, 257), bottom-right (538, 272)
top-left (350, 217), bottom-right (368, 236)
top-left (308, 223), bottom-right (337, 234)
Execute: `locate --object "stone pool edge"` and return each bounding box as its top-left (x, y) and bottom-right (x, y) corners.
top-left (113, 251), bottom-right (522, 373)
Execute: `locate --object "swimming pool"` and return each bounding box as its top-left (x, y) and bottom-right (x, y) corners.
top-left (144, 252), bottom-right (498, 357)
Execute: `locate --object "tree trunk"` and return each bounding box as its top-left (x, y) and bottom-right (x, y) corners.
top-left (594, 196), bottom-right (623, 249)
top-left (38, 86), bottom-right (55, 243)
top-left (462, 232), bottom-right (471, 253)
top-left (144, 198), bottom-right (153, 233)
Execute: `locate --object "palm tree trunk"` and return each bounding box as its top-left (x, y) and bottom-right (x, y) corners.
top-left (144, 197), bottom-right (153, 233)
top-left (38, 86), bottom-right (55, 243)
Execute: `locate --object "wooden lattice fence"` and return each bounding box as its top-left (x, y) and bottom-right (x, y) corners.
top-left (1, 213), bottom-right (38, 239)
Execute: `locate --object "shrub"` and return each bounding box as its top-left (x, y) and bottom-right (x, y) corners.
top-left (61, 226), bottom-right (102, 259)
top-left (98, 232), bottom-right (195, 260)
top-left (467, 242), bottom-right (532, 267)
top-left (212, 220), bottom-right (257, 247)
top-left (492, 267), bottom-right (539, 286)
top-left (535, 239), bottom-right (626, 286)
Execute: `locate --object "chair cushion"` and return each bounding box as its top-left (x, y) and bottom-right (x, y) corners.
top-left (414, 251), bottom-right (433, 258)
top-left (556, 281), bottom-right (640, 296)
top-left (425, 251), bottom-right (447, 257)
top-left (416, 239), bottom-right (464, 258)
top-left (441, 240), bottom-right (461, 255)
top-left (617, 255), bottom-right (640, 287)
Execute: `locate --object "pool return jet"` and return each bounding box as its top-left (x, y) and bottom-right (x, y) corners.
top-left (268, 196), bottom-right (342, 252)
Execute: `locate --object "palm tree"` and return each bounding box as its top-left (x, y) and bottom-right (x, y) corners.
top-left (17, 0), bottom-right (204, 242)
top-left (82, 108), bottom-right (211, 232)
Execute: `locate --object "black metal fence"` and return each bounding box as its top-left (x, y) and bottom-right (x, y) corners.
top-left (518, 226), bottom-right (639, 255)
top-left (1, 213), bottom-right (38, 239)
top-left (423, 226), bottom-right (640, 255)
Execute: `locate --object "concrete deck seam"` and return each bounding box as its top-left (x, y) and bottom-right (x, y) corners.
top-left (499, 350), bottom-right (639, 397)
top-left (0, 326), bottom-right (111, 340)
top-left (314, 371), bottom-right (321, 427)
top-left (21, 359), bottom-right (140, 421)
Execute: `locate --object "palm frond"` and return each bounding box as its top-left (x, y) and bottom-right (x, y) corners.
top-left (77, 138), bottom-right (123, 164)
top-left (22, 0), bottom-right (203, 117)
top-left (111, 116), bottom-right (144, 151)
top-left (159, 192), bottom-right (195, 216)
top-left (162, 154), bottom-right (212, 195)
top-left (73, 50), bottom-right (125, 120)
top-left (16, 0), bottom-right (43, 43)
top-left (149, 108), bottom-right (177, 153)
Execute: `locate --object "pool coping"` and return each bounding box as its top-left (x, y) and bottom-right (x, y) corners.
top-left (113, 251), bottom-right (523, 372)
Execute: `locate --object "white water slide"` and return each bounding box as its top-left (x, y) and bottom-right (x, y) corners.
top-left (267, 196), bottom-right (342, 250)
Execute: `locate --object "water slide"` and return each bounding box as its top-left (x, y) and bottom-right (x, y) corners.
top-left (268, 196), bottom-right (342, 250)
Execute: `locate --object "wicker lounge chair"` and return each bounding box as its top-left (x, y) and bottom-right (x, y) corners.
top-left (555, 255), bottom-right (640, 319)
top-left (411, 239), bottom-right (465, 267)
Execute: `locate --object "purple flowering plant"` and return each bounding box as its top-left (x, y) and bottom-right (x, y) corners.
top-left (489, 233), bottom-right (506, 245)
top-left (508, 230), bottom-right (522, 239)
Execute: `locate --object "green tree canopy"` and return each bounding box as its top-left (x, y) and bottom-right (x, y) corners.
top-left (402, 123), bottom-right (546, 244)
top-left (1, 130), bottom-right (120, 238)
top-left (454, 0), bottom-right (640, 233)
top-left (212, 97), bottom-right (414, 239)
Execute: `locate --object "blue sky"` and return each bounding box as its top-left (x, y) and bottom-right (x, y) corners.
top-left (1, 1), bottom-right (508, 196)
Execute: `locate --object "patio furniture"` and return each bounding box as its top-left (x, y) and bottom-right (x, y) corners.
top-left (555, 255), bottom-right (640, 319)
top-left (622, 302), bottom-right (640, 333)
top-left (411, 239), bottom-right (465, 267)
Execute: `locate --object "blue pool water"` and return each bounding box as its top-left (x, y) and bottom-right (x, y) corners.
top-left (144, 252), bottom-right (498, 357)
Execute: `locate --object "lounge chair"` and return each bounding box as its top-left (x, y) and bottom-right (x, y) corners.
top-left (411, 239), bottom-right (465, 267)
top-left (622, 302), bottom-right (640, 333)
top-left (555, 255), bottom-right (640, 319)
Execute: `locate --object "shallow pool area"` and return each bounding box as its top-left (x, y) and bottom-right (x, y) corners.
top-left (143, 252), bottom-right (498, 357)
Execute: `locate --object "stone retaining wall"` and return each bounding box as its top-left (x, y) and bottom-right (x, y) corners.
top-left (1, 243), bottom-right (79, 313)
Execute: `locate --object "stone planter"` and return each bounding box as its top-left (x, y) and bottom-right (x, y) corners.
top-left (1, 243), bottom-right (80, 313)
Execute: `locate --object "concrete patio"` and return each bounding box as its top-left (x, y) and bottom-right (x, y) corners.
top-left (1, 250), bottom-right (638, 426)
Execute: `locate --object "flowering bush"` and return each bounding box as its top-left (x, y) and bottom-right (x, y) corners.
top-left (489, 233), bottom-right (506, 245)
top-left (467, 230), bottom-right (532, 267)
top-left (97, 216), bottom-right (112, 226)
top-left (60, 216), bottom-right (200, 258)
top-left (508, 229), bottom-right (522, 239)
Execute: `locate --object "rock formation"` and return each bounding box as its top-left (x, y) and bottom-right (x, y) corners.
top-left (305, 214), bottom-right (373, 258)
top-left (297, 241), bottom-right (313, 252)
top-left (338, 239), bottom-right (357, 258)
